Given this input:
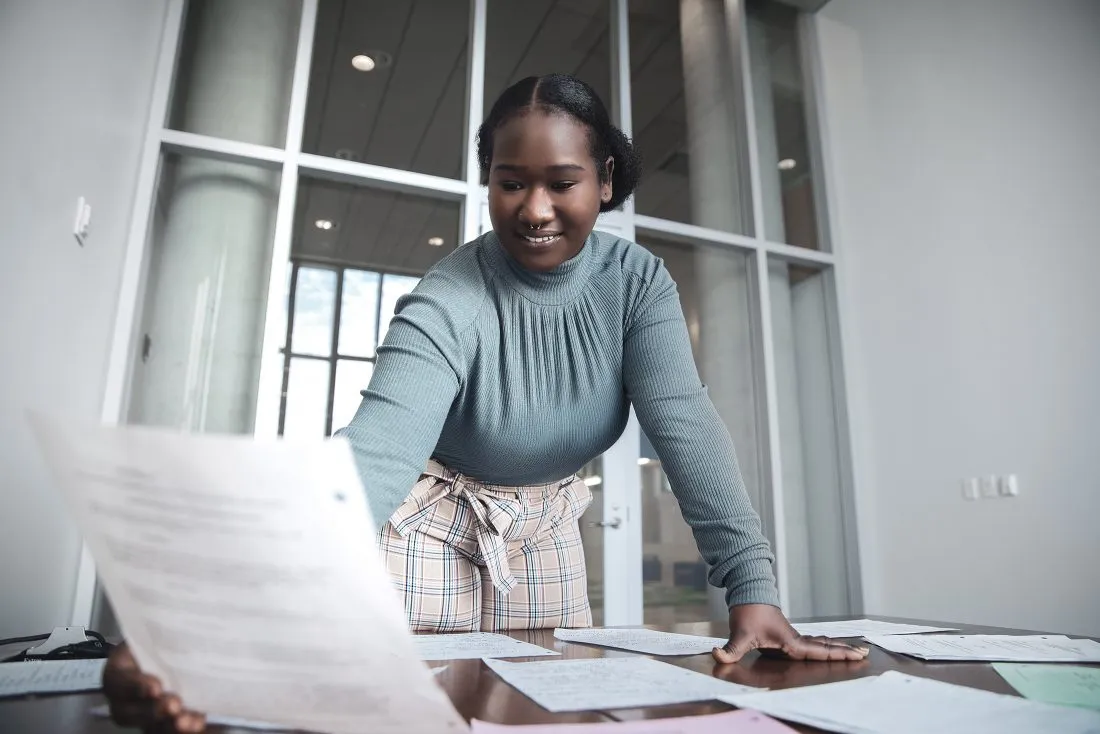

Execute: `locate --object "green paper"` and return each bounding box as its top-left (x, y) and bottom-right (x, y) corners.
top-left (994, 663), bottom-right (1100, 710)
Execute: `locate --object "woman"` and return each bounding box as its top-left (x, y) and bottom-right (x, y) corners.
top-left (104, 74), bottom-right (867, 732)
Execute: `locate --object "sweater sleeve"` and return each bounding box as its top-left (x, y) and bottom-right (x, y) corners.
top-left (333, 274), bottom-right (467, 527)
top-left (622, 261), bottom-right (781, 609)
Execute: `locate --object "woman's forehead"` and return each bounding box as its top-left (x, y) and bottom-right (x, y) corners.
top-left (491, 110), bottom-right (592, 166)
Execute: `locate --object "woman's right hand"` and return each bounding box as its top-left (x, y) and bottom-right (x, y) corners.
top-left (103, 642), bottom-right (207, 732)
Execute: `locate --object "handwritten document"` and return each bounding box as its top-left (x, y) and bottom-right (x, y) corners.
top-left (791, 619), bottom-right (957, 638)
top-left (0, 659), bottom-right (105, 698)
top-left (471, 709), bottom-right (797, 733)
top-left (414, 633), bottom-right (557, 660)
top-left (483, 657), bottom-right (759, 712)
top-left (553, 628), bottom-right (726, 656)
top-left (994, 663), bottom-right (1100, 710)
top-left (865, 634), bottom-right (1100, 662)
top-left (722, 671), bottom-right (1100, 734)
top-left (30, 416), bottom-right (467, 734)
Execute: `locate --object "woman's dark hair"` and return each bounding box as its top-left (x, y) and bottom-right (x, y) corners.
top-left (476, 74), bottom-right (642, 212)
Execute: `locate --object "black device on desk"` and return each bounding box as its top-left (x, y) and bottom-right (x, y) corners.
top-left (0, 626), bottom-right (113, 663)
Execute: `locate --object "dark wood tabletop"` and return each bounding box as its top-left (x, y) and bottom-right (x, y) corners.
top-left (2, 616), bottom-right (1096, 732)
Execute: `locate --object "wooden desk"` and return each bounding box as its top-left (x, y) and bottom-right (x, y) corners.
top-left (2, 617), bottom-right (1096, 732)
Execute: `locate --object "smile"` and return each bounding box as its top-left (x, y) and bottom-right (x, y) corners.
top-left (519, 232), bottom-right (562, 245)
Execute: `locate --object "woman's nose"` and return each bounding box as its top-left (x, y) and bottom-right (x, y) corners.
top-left (518, 188), bottom-right (554, 228)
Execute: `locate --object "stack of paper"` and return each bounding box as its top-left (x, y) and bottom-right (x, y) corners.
top-left (30, 416), bottom-right (467, 734)
top-left (553, 628), bottom-right (727, 656)
top-left (994, 663), bottom-right (1100, 710)
top-left (866, 634), bottom-right (1100, 662)
top-left (470, 710), bottom-right (797, 732)
top-left (791, 619), bottom-right (957, 638)
top-left (721, 671), bottom-right (1100, 734)
top-left (484, 657), bottom-right (760, 712)
top-left (413, 633), bottom-right (557, 660)
top-left (0, 659), bottom-right (106, 698)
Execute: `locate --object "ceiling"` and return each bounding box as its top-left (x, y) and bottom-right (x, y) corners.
top-left (292, 0), bottom-right (815, 273)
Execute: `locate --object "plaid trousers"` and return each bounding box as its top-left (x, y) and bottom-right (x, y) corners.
top-left (379, 459), bottom-right (594, 632)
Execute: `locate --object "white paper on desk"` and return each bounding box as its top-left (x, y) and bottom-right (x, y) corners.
top-left (414, 633), bottom-right (558, 660)
top-left (790, 619), bottom-right (958, 638)
top-left (865, 634), bottom-right (1100, 662)
top-left (29, 416), bottom-right (467, 734)
top-left (553, 628), bottom-right (727, 656)
top-left (0, 659), bottom-right (105, 698)
top-left (721, 670), bottom-right (1100, 734)
top-left (483, 657), bottom-right (760, 712)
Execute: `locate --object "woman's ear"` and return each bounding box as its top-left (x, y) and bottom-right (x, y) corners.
top-left (601, 156), bottom-right (615, 204)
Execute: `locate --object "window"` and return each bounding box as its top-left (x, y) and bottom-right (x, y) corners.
top-left (302, 0), bottom-right (471, 179)
top-left (278, 262), bottom-right (417, 438)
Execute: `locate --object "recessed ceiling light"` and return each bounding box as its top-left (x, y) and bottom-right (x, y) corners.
top-left (315, 219), bottom-right (335, 230)
top-left (637, 457), bottom-right (652, 465)
top-left (778, 158), bottom-right (797, 170)
top-left (427, 236), bottom-right (444, 247)
top-left (351, 54), bottom-right (376, 72)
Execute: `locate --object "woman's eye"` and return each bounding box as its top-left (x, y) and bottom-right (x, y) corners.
top-left (499, 181), bottom-right (522, 192)
top-left (551, 181), bottom-right (577, 191)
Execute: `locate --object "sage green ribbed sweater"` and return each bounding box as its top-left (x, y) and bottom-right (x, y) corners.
top-left (336, 230), bottom-right (779, 608)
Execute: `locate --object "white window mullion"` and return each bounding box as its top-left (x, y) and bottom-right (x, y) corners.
top-left (253, 0), bottom-right (317, 438)
top-left (463, 0), bottom-right (488, 244)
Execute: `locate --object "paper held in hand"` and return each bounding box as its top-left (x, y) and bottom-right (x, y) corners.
top-left (29, 415), bottom-right (468, 734)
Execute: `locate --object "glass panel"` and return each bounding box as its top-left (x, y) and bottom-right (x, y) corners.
top-left (768, 259), bottom-right (851, 617)
top-left (484, 0), bottom-right (612, 119)
top-left (303, 0), bottom-right (470, 178)
top-left (637, 234), bottom-right (768, 625)
top-left (377, 274), bottom-right (421, 346)
top-left (128, 152), bottom-right (280, 434)
top-left (290, 267), bottom-right (337, 356)
top-left (629, 1), bottom-right (754, 234)
top-left (169, 0), bottom-right (301, 147)
top-left (282, 357), bottom-right (331, 439)
top-left (747, 0), bottom-right (820, 249)
top-left (332, 359), bottom-right (375, 434)
top-left (576, 457), bottom-right (605, 626)
top-left (338, 270), bottom-right (381, 358)
top-left (293, 177), bottom-right (461, 272)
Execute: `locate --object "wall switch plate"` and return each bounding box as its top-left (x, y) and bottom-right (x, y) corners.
top-left (980, 475), bottom-right (998, 498)
top-left (999, 474), bottom-right (1019, 497)
top-left (962, 478), bottom-right (980, 500)
top-left (73, 196), bottom-right (91, 246)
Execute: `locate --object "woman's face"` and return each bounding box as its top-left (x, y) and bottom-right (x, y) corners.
top-left (487, 110), bottom-right (612, 272)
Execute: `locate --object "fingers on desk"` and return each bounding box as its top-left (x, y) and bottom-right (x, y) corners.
top-left (776, 636), bottom-right (870, 661)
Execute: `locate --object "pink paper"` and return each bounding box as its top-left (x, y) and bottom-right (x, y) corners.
top-left (471, 709), bottom-right (795, 733)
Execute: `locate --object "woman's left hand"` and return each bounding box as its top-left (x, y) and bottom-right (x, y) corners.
top-left (711, 604), bottom-right (870, 664)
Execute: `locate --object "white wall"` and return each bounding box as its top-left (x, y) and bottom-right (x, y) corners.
top-left (818, 0), bottom-right (1100, 636)
top-left (0, 0), bottom-right (167, 638)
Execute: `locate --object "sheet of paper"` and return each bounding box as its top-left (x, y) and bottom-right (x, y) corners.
top-left (414, 633), bottom-right (558, 660)
top-left (0, 659), bottom-right (105, 698)
top-left (553, 628), bottom-right (727, 656)
top-left (483, 657), bottom-right (760, 712)
top-left (866, 634), bottom-right (1100, 662)
top-left (722, 670), bottom-right (1100, 734)
top-left (790, 619), bottom-right (957, 638)
top-left (470, 709), bottom-right (797, 733)
top-left (994, 663), bottom-right (1100, 710)
top-left (30, 416), bottom-right (467, 734)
